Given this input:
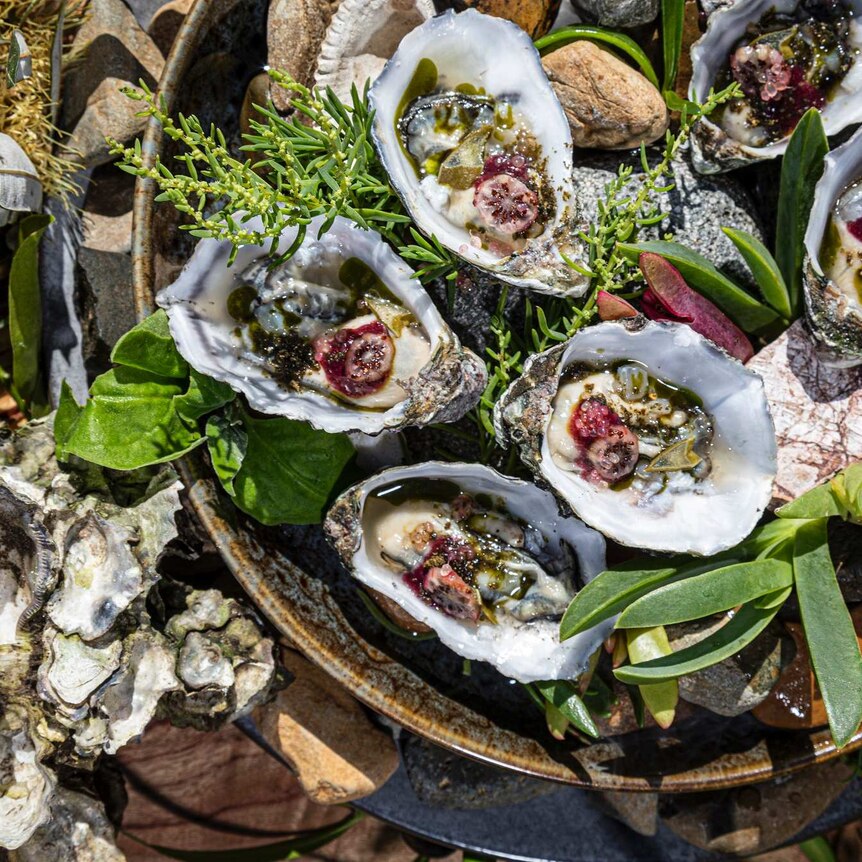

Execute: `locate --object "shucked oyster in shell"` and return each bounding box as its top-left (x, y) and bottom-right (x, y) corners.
top-left (369, 10), bottom-right (588, 296)
top-left (803, 123), bottom-right (862, 365)
top-left (495, 320), bottom-right (777, 555)
top-left (325, 461), bottom-right (610, 682)
top-left (690, 0), bottom-right (862, 174)
top-left (158, 214), bottom-right (485, 434)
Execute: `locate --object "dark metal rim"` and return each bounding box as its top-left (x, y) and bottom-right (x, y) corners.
top-left (130, 0), bottom-right (862, 792)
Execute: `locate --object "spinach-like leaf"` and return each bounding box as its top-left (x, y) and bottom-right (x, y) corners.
top-left (58, 367), bottom-right (204, 470)
top-left (54, 380), bottom-right (83, 462)
top-left (534, 25), bottom-right (660, 89)
top-left (9, 214), bottom-right (52, 415)
top-left (560, 553), bottom-right (741, 639)
top-left (535, 680), bottom-right (600, 738)
top-left (660, 0), bottom-right (685, 93)
top-left (110, 309), bottom-right (188, 379)
top-left (231, 409), bottom-right (355, 525)
top-left (616, 558), bottom-right (793, 628)
top-left (175, 370), bottom-right (233, 423)
top-left (794, 518), bottom-right (862, 748)
top-left (206, 412), bottom-right (247, 495)
top-left (614, 601), bottom-right (781, 684)
top-left (778, 479), bottom-right (847, 520)
top-left (617, 241), bottom-right (780, 332)
top-left (625, 626), bottom-right (678, 729)
top-left (776, 108), bottom-right (828, 316)
top-left (721, 227), bottom-right (792, 319)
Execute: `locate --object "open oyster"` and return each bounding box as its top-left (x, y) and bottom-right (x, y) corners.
top-left (495, 320), bottom-right (777, 555)
top-left (803, 124), bottom-right (862, 365)
top-left (369, 10), bottom-right (587, 296)
top-left (690, 0), bottom-right (862, 174)
top-left (325, 462), bottom-right (609, 681)
top-left (158, 214), bottom-right (485, 434)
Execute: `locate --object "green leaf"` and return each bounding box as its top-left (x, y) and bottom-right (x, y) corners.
top-left (625, 626), bottom-right (678, 729)
top-left (614, 602), bottom-right (781, 684)
top-left (776, 108), bottom-right (829, 316)
top-left (124, 810), bottom-right (363, 861)
top-left (535, 680), bottom-right (600, 738)
top-left (617, 241), bottom-right (780, 332)
top-left (799, 837), bottom-right (837, 862)
top-left (777, 480), bottom-right (847, 520)
top-left (110, 310), bottom-right (189, 379)
top-left (721, 227), bottom-right (792, 319)
top-left (206, 412), bottom-right (247, 495)
top-left (794, 518), bottom-right (862, 748)
top-left (560, 553), bottom-right (742, 639)
top-left (175, 370), bottom-right (234, 424)
top-left (534, 25), bottom-right (660, 90)
top-left (54, 380), bottom-right (83, 462)
top-left (660, 0), bottom-right (685, 92)
top-left (9, 214), bottom-right (52, 414)
top-left (60, 367), bottom-right (204, 471)
top-left (616, 558), bottom-right (794, 628)
top-left (231, 409), bottom-right (355, 525)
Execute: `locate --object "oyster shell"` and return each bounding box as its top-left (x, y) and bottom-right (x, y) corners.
top-left (369, 10), bottom-right (588, 296)
top-left (0, 133), bottom-right (42, 228)
top-left (690, 0), bottom-right (862, 174)
top-left (803, 124), bottom-right (862, 365)
top-left (325, 461), bottom-right (609, 682)
top-left (495, 320), bottom-right (777, 555)
top-left (158, 214), bottom-right (485, 434)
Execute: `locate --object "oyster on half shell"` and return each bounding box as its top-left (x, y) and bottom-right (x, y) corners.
top-left (369, 10), bottom-right (588, 296)
top-left (158, 214), bottom-right (485, 434)
top-left (495, 320), bottom-right (777, 555)
top-left (325, 461), bottom-right (609, 682)
top-left (690, 0), bottom-right (862, 174)
top-left (803, 124), bottom-right (862, 365)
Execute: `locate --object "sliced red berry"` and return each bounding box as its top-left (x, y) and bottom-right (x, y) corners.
top-left (313, 320), bottom-right (394, 397)
top-left (473, 174), bottom-right (538, 236)
top-left (586, 424), bottom-right (640, 482)
top-left (476, 153), bottom-right (529, 185)
top-left (847, 217), bottom-right (862, 243)
top-left (569, 397), bottom-right (619, 442)
top-left (421, 564), bottom-right (481, 622)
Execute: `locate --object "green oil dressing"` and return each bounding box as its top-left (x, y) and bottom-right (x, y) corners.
top-left (610, 359), bottom-right (704, 410)
top-left (820, 218), bottom-right (841, 272)
top-left (395, 57), bottom-right (439, 131)
top-left (226, 284), bottom-right (258, 322)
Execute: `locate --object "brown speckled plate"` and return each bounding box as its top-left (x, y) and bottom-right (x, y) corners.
top-left (132, 0), bottom-right (862, 791)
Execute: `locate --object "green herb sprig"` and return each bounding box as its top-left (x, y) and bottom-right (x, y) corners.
top-left (561, 464), bottom-right (862, 749)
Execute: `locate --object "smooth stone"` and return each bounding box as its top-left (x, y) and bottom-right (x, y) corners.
top-left (254, 650), bottom-right (399, 804)
top-left (147, 0), bottom-right (195, 56)
top-left (543, 41), bottom-right (668, 150)
top-left (239, 72), bottom-right (272, 139)
top-left (267, 0), bottom-right (336, 111)
top-left (432, 0), bottom-right (561, 37)
top-left (667, 618), bottom-right (794, 717)
top-left (661, 758), bottom-right (854, 855)
top-left (571, 151), bottom-right (765, 288)
top-left (400, 733), bottom-right (556, 809)
top-left (570, 0), bottom-right (659, 28)
top-left (596, 790), bottom-right (659, 837)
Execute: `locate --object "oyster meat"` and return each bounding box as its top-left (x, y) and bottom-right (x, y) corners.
top-left (369, 9), bottom-right (588, 296)
top-left (690, 0), bottom-right (862, 173)
top-left (804, 124), bottom-right (862, 365)
top-left (496, 320), bottom-right (777, 555)
top-left (325, 462), bottom-right (609, 682)
top-left (158, 214), bottom-right (485, 434)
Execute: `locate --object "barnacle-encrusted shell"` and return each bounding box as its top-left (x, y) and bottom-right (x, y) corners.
top-left (314, 0), bottom-right (436, 101)
top-left (803, 124), bottom-right (862, 366)
top-left (369, 10), bottom-right (588, 296)
top-left (325, 461), bottom-right (609, 682)
top-left (689, 0), bottom-right (862, 174)
top-left (495, 319), bottom-right (777, 555)
top-left (158, 214), bottom-right (485, 434)
top-left (0, 133), bottom-right (42, 228)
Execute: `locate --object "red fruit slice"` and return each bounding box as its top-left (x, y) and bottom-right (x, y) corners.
top-left (422, 564), bottom-right (481, 622)
top-left (313, 320), bottom-right (394, 397)
top-left (586, 424), bottom-right (640, 482)
top-left (473, 174), bottom-right (538, 235)
top-left (569, 397), bottom-right (618, 442)
top-left (848, 217), bottom-right (862, 243)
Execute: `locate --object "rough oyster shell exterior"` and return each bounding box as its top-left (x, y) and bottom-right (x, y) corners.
top-left (803, 124), bottom-right (862, 366)
top-left (689, 0), bottom-right (862, 174)
top-left (325, 460), bottom-right (610, 682)
top-left (495, 319), bottom-right (777, 555)
top-left (369, 10), bottom-right (589, 296)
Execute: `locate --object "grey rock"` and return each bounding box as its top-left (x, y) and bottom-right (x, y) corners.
top-left (570, 0), bottom-right (659, 28)
top-left (667, 617), bottom-right (794, 717)
top-left (699, 0), bottom-right (740, 17)
top-left (571, 150), bottom-right (766, 287)
top-left (401, 733), bottom-right (556, 810)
